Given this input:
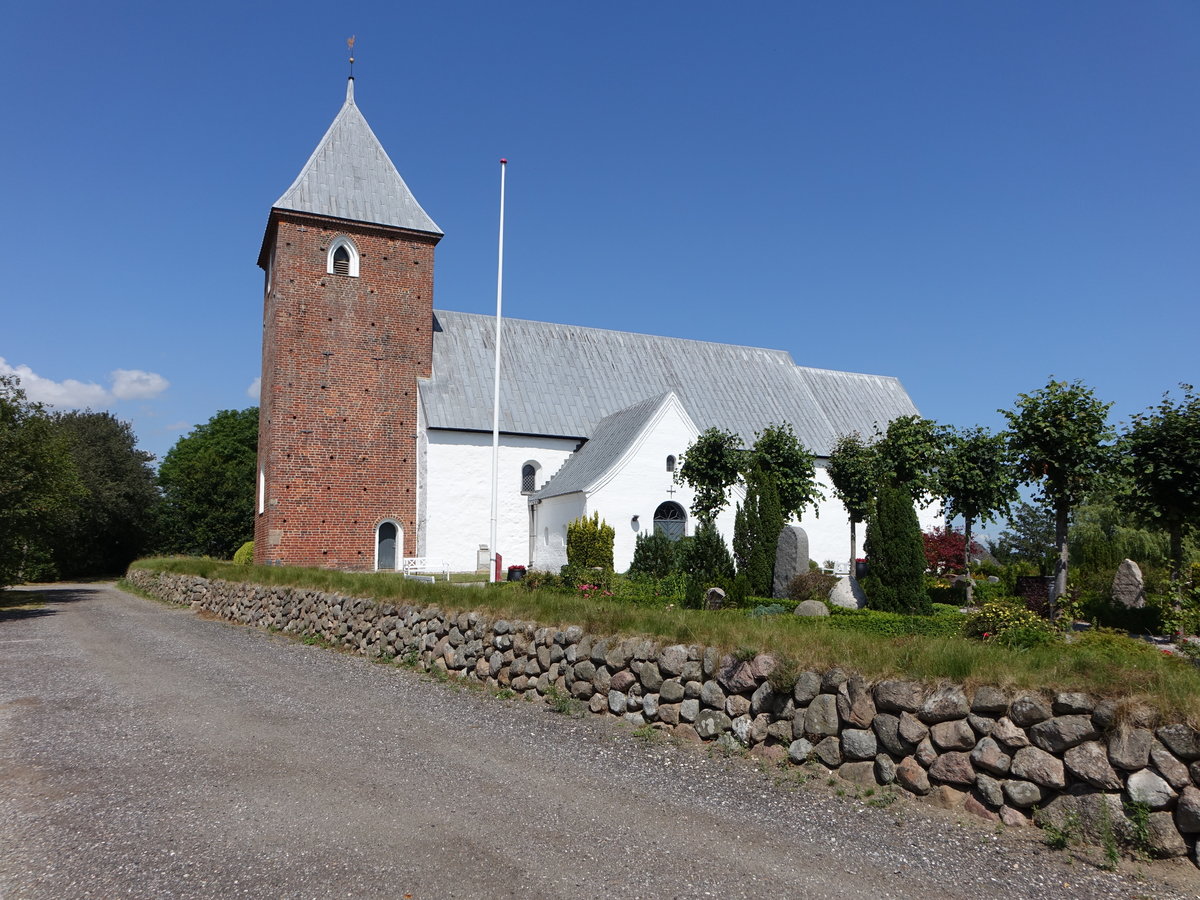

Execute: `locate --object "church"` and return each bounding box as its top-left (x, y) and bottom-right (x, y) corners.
top-left (253, 78), bottom-right (937, 574)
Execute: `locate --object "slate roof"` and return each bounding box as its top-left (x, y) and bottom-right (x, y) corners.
top-left (420, 311), bottom-right (920, 457)
top-left (272, 79), bottom-right (442, 235)
top-left (532, 393), bottom-right (676, 500)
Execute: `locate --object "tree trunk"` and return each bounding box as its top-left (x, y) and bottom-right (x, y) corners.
top-left (849, 519), bottom-right (857, 578)
top-left (964, 514), bottom-right (975, 606)
top-left (1052, 503), bottom-right (1069, 620)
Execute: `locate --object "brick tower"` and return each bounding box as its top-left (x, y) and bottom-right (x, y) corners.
top-left (254, 78), bottom-right (442, 569)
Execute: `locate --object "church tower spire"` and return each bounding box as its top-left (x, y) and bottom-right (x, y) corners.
top-left (254, 78), bottom-right (442, 570)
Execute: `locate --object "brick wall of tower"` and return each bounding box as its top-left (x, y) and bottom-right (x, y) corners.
top-left (254, 211), bottom-right (438, 569)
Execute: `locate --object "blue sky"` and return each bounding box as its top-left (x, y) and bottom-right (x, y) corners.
top-left (2, 1), bottom-right (1196, 467)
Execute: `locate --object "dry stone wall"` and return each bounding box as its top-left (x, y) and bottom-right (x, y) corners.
top-left (127, 568), bottom-right (1200, 863)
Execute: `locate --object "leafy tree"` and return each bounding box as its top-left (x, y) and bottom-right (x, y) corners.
top-left (0, 375), bottom-right (82, 586)
top-left (676, 427), bottom-right (742, 522)
top-left (874, 415), bottom-right (943, 502)
top-left (988, 500), bottom-right (1057, 575)
top-left (863, 483), bottom-right (930, 614)
top-left (938, 426), bottom-right (1017, 601)
top-left (750, 423), bottom-right (823, 521)
top-left (158, 408), bottom-right (258, 558)
top-left (827, 432), bottom-right (875, 574)
top-left (732, 462), bottom-right (784, 597)
top-left (922, 526), bottom-right (983, 575)
top-left (567, 511), bottom-right (615, 570)
top-left (1121, 385), bottom-right (1200, 585)
top-left (1002, 379), bottom-right (1113, 603)
top-left (44, 411), bottom-right (159, 577)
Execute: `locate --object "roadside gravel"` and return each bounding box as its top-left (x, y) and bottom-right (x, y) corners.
top-left (1, 583), bottom-right (1197, 899)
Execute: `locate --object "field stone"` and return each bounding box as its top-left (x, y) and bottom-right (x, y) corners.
top-left (971, 685), bottom-right (1008, 715)
top-left (767, 720), bottom-right (793, 743)
top-left (1147, 812), bottom-right (1188, 858)
top-left (975, 773), bottom-right (1004, 808)
top-left (875, 753), bottom-right (896, 785)
top-left (1189, 760), bottom-right (1200, 786)
top-left (657, 644), bottom-right (688, 677)
top-left (874, 680), bottom-right (924, 713)
top-left (1151, 742), bottom-right (1192, 790)
top-left (1107, 727), bottom-right (1154, 771)
top-left (683, 680), bottom-right (702, 700)
top-left (726, 695), bottom-right (751, 718)
top-left (1064, 741), bottom-right (1122, 790)
top-left (837, 675), bottom-right (876, 728)
top-left (680, 699), bottom-right (700, 723)
top-left (1127, 768), bottom-right (1177, 810)
top-left (821, 668), bottom-right (848, 694)
top-left (657, 703), bottom-right (680, 725)
top-left (970, 737), bottom-right (1012, 776)
top-left (1036, 788), bottom-right (1133, 846)
top-left (588, 693), bottom-right (607, 714)
top-left (639, 662), bottom-right (664, 692)
top-left (1010, 746), bottom-right (1066, 789)
top-left (609, 670), bottom-right (636, 692)
top-left (700, 680), bottom-right (726, 709)
top-left (659, 679), bottom-right (685, 703)
top-left (788, 738), bottom-right (814, 764)
top-left (898, 711), bottom-right (929, 745)
top-left (1157, 724), bottom-right (1200, 762)
top-left (1174, 786), bottom-right (1200, 833)
top-left (999, 805), bottom-right (1029, 827)
top-left (928, 751), bottom-right (976, 786)
top-left (1009, 694), bottom-right (1053, 727)
top-left (920, 686), bottom-right (970, 724)
top-left (991, 717), bottom-right (1031, 749)
top-left (916, 736), bottom-right (938, 767)
top-left (874, 715), bottom-right (912, 757)
top-left (842, 729), bottom-right (878, 760)
top-left (695, 709), bottom-right (732, 739)
top-left (794, 600), bottom-right (829, 617)
top-left (1028, 715), bottom-right (1099, 754)
top-left (927, 785), bottom-right (967, 811)
top-left (1052, 692), bottom-right (1095, 715)
top-left (813, 736), bottom-right (843, 768)
top-left (804, 694), bottom-right (840, 737)
top-left (641, 693), bottom-right (659, 719)
top-left (717, 657), bottom-right (758, 694)
top-left (732, 714), bottom-right (752, 745)
top-left (750, 682), bottom-right (775, 716)
top-left (1002, 779), bottom-right (1044, 809)
top-left (967, 714), bottom-right (995, 736)
top-left (1094, 699), bottom-right (1157, 731)
top-left (828, 576), bottom-right (867, 610)
top-left (930, 719), bottom-right (975, 751)
top-left (793, 671), bottom-right (822, 705)
top-left (963, 795), bottom-right (998, 822)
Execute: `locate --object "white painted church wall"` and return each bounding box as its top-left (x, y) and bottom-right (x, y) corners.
top-left (423, 430), bottom-right (577, 572)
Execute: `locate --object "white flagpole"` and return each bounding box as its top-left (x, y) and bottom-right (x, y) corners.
top-left (489, 159), bottom-right (507, 583)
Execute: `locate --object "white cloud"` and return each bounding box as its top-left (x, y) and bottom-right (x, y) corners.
top-left (111, 368), bottom-right (169, 400)
top-left (246, 376), bottom-right (261, 400)
top-left (0, 357), bottom-right (169, 408)
top-left (0, 357), bottom-right (109, 407)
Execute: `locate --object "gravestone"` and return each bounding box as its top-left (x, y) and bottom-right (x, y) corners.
top-left (828, 575), bottom-right (867, 610)
top-left (705, 587), bottom-right (726, 610)
top-left (772, 526), bottom-right (809, 599)
top-left (1112, 559), bottom-right (1146, 609)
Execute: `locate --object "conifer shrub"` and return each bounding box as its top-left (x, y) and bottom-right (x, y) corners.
top-left (628, 530), bottom-right (677, 578)
top-left (863, 483), bottom-right (931, 614)
top-left (566, 512), bottom-right (615, 570)
top-left (732, 465), bottom-right (784, 598)
top-left (232, 541), bottom-right (254, 565)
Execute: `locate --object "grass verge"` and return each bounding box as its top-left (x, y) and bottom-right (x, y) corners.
top-left (129, 557), bottom-right (1200, 723)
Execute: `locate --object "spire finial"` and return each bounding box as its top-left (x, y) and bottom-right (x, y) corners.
top-left (347, 35), bottom-right (356, 79)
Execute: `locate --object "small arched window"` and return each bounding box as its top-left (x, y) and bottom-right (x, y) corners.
top-left (521, 463), bottom-right (537, 494)
top-left (666, 454), bottom-right (676, 473)
top-left (327, 236), bottom-right (360, 277)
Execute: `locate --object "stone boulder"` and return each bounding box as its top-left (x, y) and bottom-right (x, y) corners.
top-left (1111, 558), bottom-right (1146, 609)
top-left (828, 575), bottom-right (867, 610)
top-left (794, 600), bottom-right (829, 617)
top-left (771, 526), bottom-right (809, 599)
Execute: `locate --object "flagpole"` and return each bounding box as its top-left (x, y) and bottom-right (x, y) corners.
top-left (489, 159), bottom-right (507, 583)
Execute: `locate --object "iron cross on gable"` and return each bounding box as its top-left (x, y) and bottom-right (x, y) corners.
top-left (665, 483), bottom-right (676, 496)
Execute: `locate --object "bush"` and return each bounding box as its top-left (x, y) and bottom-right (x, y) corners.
top-left (628, 530), bottom-right (677, 578)
top-left (788, 571), bottom-right (837, 604)
top-left (232, 541), bottom-right (254, 565)
top-left (610, 572), bottom-right (688, 606)
top-left (566, 512), bottom-right (614, 570)
top-left (823, 605), bottom-right (966, 639)
top-left (964, 600), bottom-right (1058, 649)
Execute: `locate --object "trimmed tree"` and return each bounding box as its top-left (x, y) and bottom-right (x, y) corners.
top-left (873, 415), bottom-right (943, 503)
top-left (567, 511), bottom-right (615, 570)
top-left (676, 427), bottom-right (742, 523)
top-left (732, 462), bottom-right (784, 598)
top-left (827, 432), bottom-right (875, 574)
top-left (751, 423), bottom-right (823, 521)
top-left (1121, 384), bottom-right (1200, 587)
top-left (1002, 378), bottom-right (1113, 604)
top-left (938, 425), bottom-right (1017, 602)
top-left (863, 483), bottom-right (931, 614)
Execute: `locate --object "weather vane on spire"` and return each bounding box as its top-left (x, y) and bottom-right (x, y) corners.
top-left (347, 35), bottom-right (356, 78)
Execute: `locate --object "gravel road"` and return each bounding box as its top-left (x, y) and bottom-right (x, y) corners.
top-left (1, 582), bottom-right (1197, 899)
